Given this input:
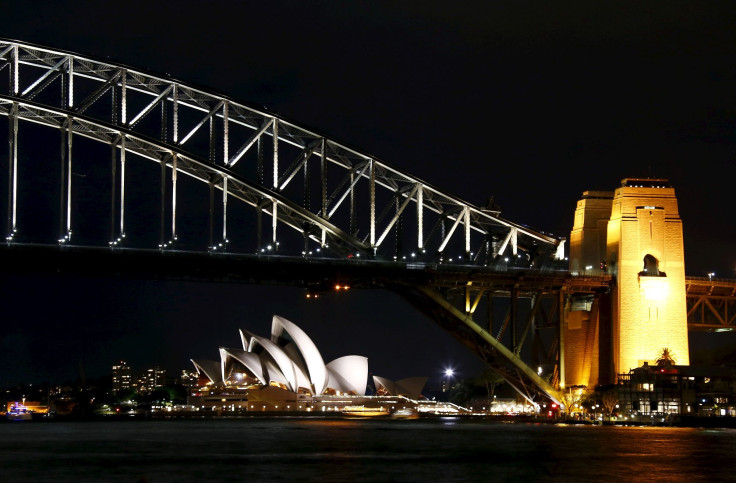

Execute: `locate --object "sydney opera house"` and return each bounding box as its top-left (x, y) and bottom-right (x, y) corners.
top-left (188, 315), bottom-right (434, 414)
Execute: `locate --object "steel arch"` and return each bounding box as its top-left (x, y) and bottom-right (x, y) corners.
top-left (0, 38), bottom-right (564, 262)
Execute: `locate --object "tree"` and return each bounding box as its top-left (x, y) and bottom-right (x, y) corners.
top-left (600, 389), bottom-right (619, 419)
top-left (474, 368), bottom-right (505, 402)
top-left (559, 386), bottom-right (586, 418)
top-left (656, 348), bottom-right (677, 367)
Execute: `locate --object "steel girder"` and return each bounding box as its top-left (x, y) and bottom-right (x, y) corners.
top-left (686, 277), bottom-right (736, 331)
top-left (0, 96), bottom-right (364, 254)
top-left (0, 39), bottom-right (564, 262)
top-left (390, 276), bottom-right (611, 405)
top-left (391, 282), bottom-right (565, 405)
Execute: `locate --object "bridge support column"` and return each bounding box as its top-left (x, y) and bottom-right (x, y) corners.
top-left (558, 290), bottom-right (565, 389)
top-left (171, 153), bottom-right (177, 243)
top-left (159, 155), bottom-right (166, 248)
top-left (59, 116), bottom-right (72, 243)
top-left (272, 201), bottom-right (278, 248)
top-left (256, 199), bottom-right (263, 252)
top-left (208, 181), bottom-right (214, 248)
top-left (6, 102), bottom-right (18, 242)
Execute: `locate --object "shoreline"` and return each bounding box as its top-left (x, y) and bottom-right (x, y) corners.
top-left (5, 412), bottom-right (736, 429)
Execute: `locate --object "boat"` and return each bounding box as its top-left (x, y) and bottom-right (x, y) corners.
top-left (340, 406), bottom-right (391, 418)
top-left (391, 408), bottom-right (419, 419)
top-left (7, 403), bottom-right (33, 421)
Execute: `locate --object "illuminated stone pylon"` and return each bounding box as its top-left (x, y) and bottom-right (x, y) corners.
top-left (607, 178), bottom-right (689, 374)
top-left (566, 191), bottom-right (614, 388)
top-left (567, 178), bottom-right (689, 387)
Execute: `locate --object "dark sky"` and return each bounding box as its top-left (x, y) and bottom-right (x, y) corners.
top-left (1, 1), bottom-right (735, 386)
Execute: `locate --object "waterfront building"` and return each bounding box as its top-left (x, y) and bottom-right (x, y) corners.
top-left (617, 363), bottom-right (736, 417)
top-left (112, 360), bottom-right (132, 393)
top-left (189, 315), bottom-right (428, 413)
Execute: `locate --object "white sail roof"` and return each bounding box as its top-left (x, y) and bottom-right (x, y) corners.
top-left (192, 316), bottom-right (372, 397)
top-left (395, 377), bottom-right (428, 399)
top-left (271, 315), bottom-right (328, 395)
top-left (372, 375), bottom-right (396, 395)
top-left (372, 375), bottom-right (427, 399)
top-left (326, 356), bottom-right (368, 396)
top-left (262, 358), bottom-right (290, 389)
top-left (220, 348), bottom-right (267, 385)
top-left (191, 359), bottom-right (223, 385)
top-left (238, 329), bottom-right (250, 351)
top-left (247, 333), bottom-right (310, 393)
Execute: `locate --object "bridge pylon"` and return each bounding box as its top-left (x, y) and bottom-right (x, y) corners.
top-left (568, 178), bottom-right (690, 387)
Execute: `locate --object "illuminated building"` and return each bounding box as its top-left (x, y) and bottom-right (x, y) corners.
top-left (567, 178), bottom-right (690, 388)
top-left (373, 376), bottom-right (428, 399)
top-left (136, 366), bottom-right (166, 393)
top-left (189, 315), bottom-right (371, 411)
top-left (178, 369), bottom-right (199, 388)
top-left (112, 360), bottom-right (132, 393)
top-left (618, 363), bottom-right (736, 417)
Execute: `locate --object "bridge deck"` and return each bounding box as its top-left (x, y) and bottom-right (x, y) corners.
top-left (0, 243), bottom-right (610, 295)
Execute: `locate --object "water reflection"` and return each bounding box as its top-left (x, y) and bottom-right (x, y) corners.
top-left (1, 421), bottom-right (734, 481)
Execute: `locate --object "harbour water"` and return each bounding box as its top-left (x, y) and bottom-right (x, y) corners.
top-left (2, 418), bottom-right (736, 482)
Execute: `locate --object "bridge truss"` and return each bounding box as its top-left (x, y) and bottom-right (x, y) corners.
top-left (0, 39), bottom-right (585, 405)
top-left (686, 278), bottom-right (736, 332)
top-left (0, 39), bottom-right (564, 263)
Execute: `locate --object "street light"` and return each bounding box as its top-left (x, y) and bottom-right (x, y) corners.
top-left (708, 272), bottom-right (716, 281)
top-left (443, 368), bottom-right (455, 393)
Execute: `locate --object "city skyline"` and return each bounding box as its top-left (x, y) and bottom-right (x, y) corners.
top-left (1, 2), bottom-right (734, 385)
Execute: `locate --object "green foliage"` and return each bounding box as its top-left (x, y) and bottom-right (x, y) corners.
top-left (656, 348), bottom-right (676, 367)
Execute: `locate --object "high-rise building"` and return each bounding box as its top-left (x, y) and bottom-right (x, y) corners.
top-left (179, 369), bottom-right (199, 388)
top-left (112, 361), bottom-right (132, 393)
top-left (139, 366), bottom-right (167, 393)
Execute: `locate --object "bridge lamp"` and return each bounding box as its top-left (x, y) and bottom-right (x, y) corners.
top-left (708, 272), bottom-right (715, 281)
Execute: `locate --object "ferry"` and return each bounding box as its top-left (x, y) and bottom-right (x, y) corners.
top-left (7, 403), bottom-right (33, 421)
top-left (340, 406), bottom-right (391, 418)
top-left (391, 408), bottom-right (419, 419)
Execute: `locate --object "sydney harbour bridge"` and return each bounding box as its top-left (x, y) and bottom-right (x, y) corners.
top-left (1, 40), bottom-right (734, 405)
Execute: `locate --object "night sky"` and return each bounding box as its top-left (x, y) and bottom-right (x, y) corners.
top-left (1, 2), bottom-right (735, 386)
